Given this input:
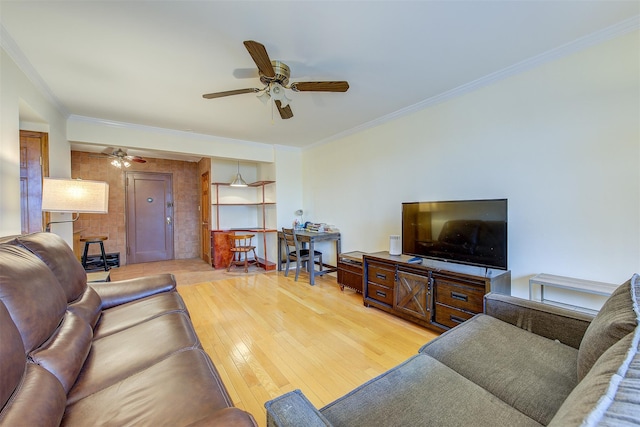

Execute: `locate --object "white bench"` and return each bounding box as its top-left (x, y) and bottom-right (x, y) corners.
top-left (529, 273), bottom-right (618, 314)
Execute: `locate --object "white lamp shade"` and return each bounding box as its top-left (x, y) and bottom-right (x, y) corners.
top-left (42, 178), bottom-right (109, 213)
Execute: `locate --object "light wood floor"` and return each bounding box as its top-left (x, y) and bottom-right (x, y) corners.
top-left (111, 259), bottom-right (439, 426)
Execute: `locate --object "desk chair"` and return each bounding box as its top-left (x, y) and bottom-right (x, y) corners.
top-left (227, 234), bottom-right (258, 273)
top-left (281, 227), bottom-right (322, 282)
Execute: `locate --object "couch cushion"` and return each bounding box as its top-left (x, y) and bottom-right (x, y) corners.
top-left (67, 286), bottom-right (103, 329)
top-left (0, 244), bottom-right (67, 353)
top-left (62, 349), bottom-right (250, 426)
top-left (92, 291), bottom-right (187, 339)
top-left (67, 311), bottom-right (200, 404)
top-left (15, 232), bottom-right (88, 303)
top-left (320, 353), bottom-right (541, 427)
top-left (549, 331), bottom-right (637, 426)
top-left (577, 274), bottom-right (639, 381)
top-left (29, 311), bottom-right (93, 393)
top-left (420, 313), bottom-right (578, 425)
top-left (0, 301), bottom-right (25, 411)
top-left (0, 363), bottom-right (67, 427)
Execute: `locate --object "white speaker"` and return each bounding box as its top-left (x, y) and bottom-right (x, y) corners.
top-left (389, 235), bottom-right (401, 256)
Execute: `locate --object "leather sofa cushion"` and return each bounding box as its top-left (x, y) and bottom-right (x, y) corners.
top-left (420, 314), bottom-right (578, 425)
top-left (0, 244), bottom-right (67, 353)
top-left (67, 311), bottom-right (200, 404)
top-left (30, 311), bottom-right (93, 393)
top-left (0, 301), bottom-right (24, 411)
top-left (62, 349), bottom-right (248, 426)
top-left (14, 232), bottom-right (87, 303)
top-left (93, 291), bottom-right (187, 339)
top-left (577, 274), bottom-right (638, 381)
top-left (0, 363), bottom-right (67, 427)
top-left (67, 286), bottom-right (103, 329)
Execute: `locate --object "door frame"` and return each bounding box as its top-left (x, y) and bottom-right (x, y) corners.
top-left (125, 171), bottom-right (174, 264)
top-left (19, 130), bottom-right (49, 232)
top-left (201, 171), bottom-right (211, 264)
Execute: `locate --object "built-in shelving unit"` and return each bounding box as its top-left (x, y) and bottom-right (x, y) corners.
top-left (211, 180), bottom-right (276, 270)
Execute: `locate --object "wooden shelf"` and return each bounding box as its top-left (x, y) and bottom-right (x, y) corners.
top-left (213, 202), bottom-right (276, 206)
top-left (213, 228), bottom-right (277, 233)
top-left (212, 180), bottom-right (275, 187)
top-left (256, 256), bottom-right (276, 271)
top-left (211, 180), bottom-right (276, 270)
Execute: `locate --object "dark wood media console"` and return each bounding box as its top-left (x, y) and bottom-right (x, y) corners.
top-left (362, 253), bottom-right (511, 332)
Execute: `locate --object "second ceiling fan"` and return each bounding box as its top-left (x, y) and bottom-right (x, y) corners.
top-left (202, 40), bottom-right (349, 119)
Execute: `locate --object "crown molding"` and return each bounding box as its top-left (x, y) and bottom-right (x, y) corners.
top-left (1, 23), bottom-right (69, 117)
top-left (67, 114), bottom-right (267, 148)
top-left (309, 15), bottom-right (640, 150)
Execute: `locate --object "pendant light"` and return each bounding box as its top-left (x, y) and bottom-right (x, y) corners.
top-left (230, 161), bottom-right (248, 187)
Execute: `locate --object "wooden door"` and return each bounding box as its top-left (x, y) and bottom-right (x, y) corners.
top-left (395, 270), bottom-right (431, 322)
top-left (126, 172), bottom-right (174, 264)
top-left (20, 131), bottom-right (49, 233)
top-left (201, 171), bottom-right (211, 264)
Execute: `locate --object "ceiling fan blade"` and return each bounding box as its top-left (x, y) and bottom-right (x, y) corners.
top-left (243, 40), bottom-right (275, 78)
top-left (126, 156), bottom-right (147, 163)
top-left (291, 81), bottom-right (349, 92)
top-left (275, 100), bottom-right (293, 120)
top-left (202, 88), bottom-right (258, 99)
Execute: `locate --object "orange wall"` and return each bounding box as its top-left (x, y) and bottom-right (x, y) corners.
top-left (71, 151), bottom-right (201, 265)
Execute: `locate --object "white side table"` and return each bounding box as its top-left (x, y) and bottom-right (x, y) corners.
top-left (87, 270), bottom-right (111, 283)
top-left (529, 273), bottom-right (618, 314)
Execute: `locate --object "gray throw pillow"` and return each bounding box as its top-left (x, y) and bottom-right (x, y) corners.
top-left (550, 332), bottom-right (635, 426)
top-left (577, 274), bottom-right (639, 381)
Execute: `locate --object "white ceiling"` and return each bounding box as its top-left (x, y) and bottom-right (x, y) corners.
top-left (1, 1), bottom-right (638, 156)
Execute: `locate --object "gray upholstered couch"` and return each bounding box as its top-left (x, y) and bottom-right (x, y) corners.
top-left (265, 274), bottom-right (640, 426)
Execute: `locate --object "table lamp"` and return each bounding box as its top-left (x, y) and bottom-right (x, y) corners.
top-left (41, 178), bottom-right (109, 231)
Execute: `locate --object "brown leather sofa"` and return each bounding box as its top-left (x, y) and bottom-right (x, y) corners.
top-left (0, 232), bottom-right (257, 426)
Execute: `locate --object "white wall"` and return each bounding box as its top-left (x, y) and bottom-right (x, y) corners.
top-left (67, 116), bottom-right (275, 163)
top-left (302, 31), bottom-right (640, 298)
top-left (1, 49), bottom-right (72, 243)
top-left (274, 146), bottom-right (303, 229)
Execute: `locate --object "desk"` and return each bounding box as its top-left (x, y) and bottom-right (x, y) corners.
top-left (277, 230), bottom-right (341, 285)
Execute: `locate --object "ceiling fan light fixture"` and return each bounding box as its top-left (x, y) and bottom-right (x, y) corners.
top-left (110, 158), bottom-right (131, 168)
top-left (229, 161), bottom-right (248, 187)
top-left (269, 82), bottom-right (291, 108)
top-left (257, 89), bottom-right (271, 105)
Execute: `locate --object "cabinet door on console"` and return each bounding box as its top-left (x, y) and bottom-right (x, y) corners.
top-left (395, 270), bottom-right (432, 322)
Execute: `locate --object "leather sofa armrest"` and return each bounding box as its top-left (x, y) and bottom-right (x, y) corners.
top-left (265, 390), bottom-right (333, 427)
top-left (90, 273), bottom-right (176, 309)
top-left (484, 292), bottom-right (594, 349)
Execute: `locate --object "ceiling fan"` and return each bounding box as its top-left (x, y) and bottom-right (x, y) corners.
top-left (91, 148), bottom-right (147, 168)
top-left (202, 40), bottom-right (349, 120)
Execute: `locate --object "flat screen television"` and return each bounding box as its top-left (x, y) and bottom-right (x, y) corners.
top-left (402, 199), bottom-right (508, 270)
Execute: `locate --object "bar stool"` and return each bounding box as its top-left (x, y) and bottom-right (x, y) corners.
top-left (80, 235), bottom-right (109, 271)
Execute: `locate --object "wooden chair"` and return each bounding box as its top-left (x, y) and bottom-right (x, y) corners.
top-left (281, 227), bottom-right (322, 281)
top-left (227, 234), bottom-right (258, 273)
